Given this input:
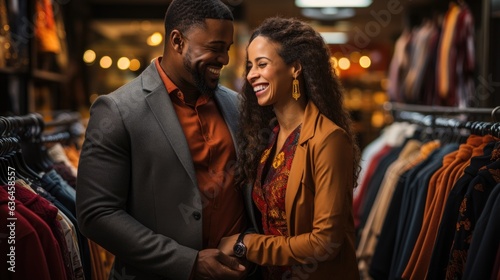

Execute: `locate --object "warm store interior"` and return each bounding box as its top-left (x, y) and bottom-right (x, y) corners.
top-left (1, 1), bottom-right (500, 279)
top-left (1, 0), bottom-right (499, 148)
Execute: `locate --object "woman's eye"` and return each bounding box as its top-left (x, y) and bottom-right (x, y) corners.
top-left (258, 63), bottom-right (267, 68)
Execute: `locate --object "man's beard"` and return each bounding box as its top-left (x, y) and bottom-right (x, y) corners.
top-left (183, 50), bottom-right (218, 95)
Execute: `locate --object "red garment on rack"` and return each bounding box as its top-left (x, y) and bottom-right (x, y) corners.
top-left (353, 145), bottom-right (392, 229)
top-left (0, 187), bottom-right (66, 280)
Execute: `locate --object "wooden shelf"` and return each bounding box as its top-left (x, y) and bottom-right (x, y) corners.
top-left (0, 67), bottom-right (28, 75)
top-left (32, 70), bottom-right (67, 83)
top-left (1, 67), bottom-right (66, 83)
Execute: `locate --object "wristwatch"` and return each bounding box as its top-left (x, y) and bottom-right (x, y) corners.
top-left (233, 231), bottom-right (248, 258)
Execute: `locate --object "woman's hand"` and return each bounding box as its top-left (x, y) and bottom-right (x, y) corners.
top-left (218, 233), bottom-right (240, 256)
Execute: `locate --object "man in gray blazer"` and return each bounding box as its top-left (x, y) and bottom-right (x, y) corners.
top-left (76, 0), bottom-right (248, 279)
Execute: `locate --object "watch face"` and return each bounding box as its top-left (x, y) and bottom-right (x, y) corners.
top-left (233, 242), bottom-right (246, 258)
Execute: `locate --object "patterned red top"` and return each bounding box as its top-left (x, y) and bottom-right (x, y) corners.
top-left (252, 124), bottom-right (301, 279)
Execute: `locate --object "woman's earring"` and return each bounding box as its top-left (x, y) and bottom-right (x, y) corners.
top-left (292, 77), bottom-right (300, 100)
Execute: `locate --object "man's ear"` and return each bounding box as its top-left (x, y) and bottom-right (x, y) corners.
top-left (170, 30), bottom-right (184, 53)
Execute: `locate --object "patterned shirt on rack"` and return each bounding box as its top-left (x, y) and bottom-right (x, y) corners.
top-left (446, 144), bottom-right (500, 279)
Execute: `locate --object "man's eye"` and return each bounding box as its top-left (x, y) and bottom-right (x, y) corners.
top-left (211, 47), bottom-right (227, 53)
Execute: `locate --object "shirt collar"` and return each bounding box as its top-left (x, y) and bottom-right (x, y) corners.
top-left (155, 56), bottom-right (179, 96)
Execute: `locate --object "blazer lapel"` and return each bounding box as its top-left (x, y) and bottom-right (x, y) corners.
top-left (286, 144), bottom-right (305, 232)
top-left (143, 62), bottom-right (197, 187)
top-left (214, 87), bottom-right (240, 153)
top-left (285, 101), bottom-right (319, 232)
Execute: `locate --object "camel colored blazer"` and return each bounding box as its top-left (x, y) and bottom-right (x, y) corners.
top-left (76, 61), bottom-right (241, 280)
top-left (244, 102), bottom-right (360, 279)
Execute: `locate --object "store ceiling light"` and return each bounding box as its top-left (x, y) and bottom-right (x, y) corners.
top-left (147, 32), bottom-right (163, 46)
top-left (129, 59), bottom-right (141, 71)
top-left (359, 55), bottom-right (372, 68)
top-left (338, 57), bottom-right (351, 70)
top-left (117, 57), bottom-right (131, 70)
top-left (295, 0), bottom-right (372, 8)
top-left (322, 7), bottom-right (339, 15)
top-left (83, 50), bottom-right (96, 64)
top-left (100, 56), bottom-right (112, 69)
top-left (302, 7), bottom-right (355, 20)
top-left (320, 32), bottom-right (348, 44)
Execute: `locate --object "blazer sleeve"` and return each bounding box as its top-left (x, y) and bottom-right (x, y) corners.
top-left (245, 129), bottom-right (354, 266)
top-left (76, 95), bottom-right (198, 279)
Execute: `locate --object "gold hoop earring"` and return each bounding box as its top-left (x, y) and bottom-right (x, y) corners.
top-left (292, 77), bottom-right (300, 100)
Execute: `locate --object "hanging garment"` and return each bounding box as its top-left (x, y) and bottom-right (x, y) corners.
top-left (389, 143), bottom-right (459, 279)
top-left (403, 21), bottom-right (439, 104)
top-left (35, 0), bottom-right (61, 53)
top-left (402, 135), bottom-right (489, 279)
top-left (435, 3), bottom-right (475, 107)
top-left (462, 183), bottom-right (500, 280)
top-left (9, 182), bottom-right (76, 280)
top-left (428, 140), bottom-right (498, 279)
top-left (0, 0), bottom-right (11, 67)
top-left (387, 29), bottom-right (411, 103)
top-left (368, 140), bottom-right (441, 279)
top-left (0, 187), bottom-right (67, 280)
top-left (357, 140), bottom-right (423, 277)
top-left (445, 151), bottom-right (500, 279)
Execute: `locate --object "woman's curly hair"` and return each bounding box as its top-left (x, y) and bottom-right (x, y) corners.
top-left (235, 16), bottom-right (361, 190)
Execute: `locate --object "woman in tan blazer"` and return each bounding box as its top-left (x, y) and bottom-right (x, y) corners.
top-left (219, 17), bottom-right (361, 279)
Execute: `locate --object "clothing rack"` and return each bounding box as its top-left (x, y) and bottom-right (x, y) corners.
top-left (0, 113), bottom-right (83, 174)
top-left (1, 112), bottom-right (82, 140)
top-left (357, 104), bottom-right (500, 280)
top-left (41, 131), bottom-right (72, 143)
top-left (44, 112), bottom-right (85, 144)
top-left (0, 113), bottom-right (44, 138)
top-left (385, 102), bottom-right (500, 138)
top-left (385, 102), bottom-right (500, 120)
top-left (0, 136), bottom-right (21, 156)
top-left (0, 113), bottom-right (92, 280)
top-left (44, 112), bottom-right (82, 128)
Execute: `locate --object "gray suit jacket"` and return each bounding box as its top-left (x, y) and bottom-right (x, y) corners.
top-left (76, 62), bottom-right (241, 280)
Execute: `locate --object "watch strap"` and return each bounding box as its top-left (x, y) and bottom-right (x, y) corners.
top-left (236, 231), bottom-right (247, 243)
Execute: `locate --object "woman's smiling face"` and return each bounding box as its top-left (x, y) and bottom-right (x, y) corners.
top-left (246, 36), bottom-right (295, 107)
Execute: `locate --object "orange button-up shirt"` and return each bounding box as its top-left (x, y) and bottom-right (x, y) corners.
top-left (155, 58), bottom-right (246, 248)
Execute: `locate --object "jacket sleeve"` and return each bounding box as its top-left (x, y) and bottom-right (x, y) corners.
top-left (76, 95), bottom-right (198, 279)
top-left (245, 129), bottom-right (354, 266)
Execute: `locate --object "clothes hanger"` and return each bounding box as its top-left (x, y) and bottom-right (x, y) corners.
top-left (0, 138), bottom-right (10, 185)
top-left (6, 138), bottom-right (40, 183)
top-left (0, 137), bottom-right (34, 184)
top-left (1, 115), bottom-right (44, 181)
top-left (28, 113), bottom-right (54, 172)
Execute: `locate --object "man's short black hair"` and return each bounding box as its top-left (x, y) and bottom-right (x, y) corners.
top-left (164, 0), bottom-right (233, 38)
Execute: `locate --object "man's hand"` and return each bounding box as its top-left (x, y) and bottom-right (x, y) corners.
top-left (192, 249), bottom-right (246, 280)
top-left (218, 234), bottom-right (239, 256)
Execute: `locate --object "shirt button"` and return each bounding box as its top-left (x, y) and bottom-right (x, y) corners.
top-left (192, 211), bottom-right (201, 220)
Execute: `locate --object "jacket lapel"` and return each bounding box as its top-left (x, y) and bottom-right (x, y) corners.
top-left (285, 101), bottom-right (319, 232)
top-left (143, 62), bottom-right (197, 187)
top-left (214, 87), bottom-right (240, 153)
top-left (286, 144), bottom-right (305, 232)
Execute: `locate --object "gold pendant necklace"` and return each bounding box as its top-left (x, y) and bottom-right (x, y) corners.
top-left (272, 152), bottom-right (285, 169)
